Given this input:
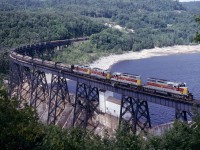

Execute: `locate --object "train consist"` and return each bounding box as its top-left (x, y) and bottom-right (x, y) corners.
top-left (11, 51), bottom-right (194, 101)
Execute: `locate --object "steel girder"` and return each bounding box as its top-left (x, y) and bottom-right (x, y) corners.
top-left (33, 48), bottom-right (44, 59)
top-left (47, 74), bottom-right (70, 125)
top-left (175, 109), bottom-right (193, 122)
top-left (119, 95), bottom-right (151, 133)
top-left (9, 62), bottom-right (72, 125)
top-left (43, 48), bottom-right (55, 61)
top-left (175, 110), bottom-right (187, 121)
top-left (9, 62), bottom-right (48, 109)
top-left (22, 47), bottom-right (55, 60)
top-left (9, 61), bottom-right (21, 98)
top-left (18, 66), bottom-right (32, 103)
top-left (9, 61), bottom-right (31, 103)
top-left (73, 82), bottom-right (99, 130)
top-left (30, 67), bottom-right (48, 109)
top-left (9, 62), bottom-right (48, 107)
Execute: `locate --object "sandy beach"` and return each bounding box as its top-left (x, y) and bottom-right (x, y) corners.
top-left (90, 44), bottom-right (200, 70)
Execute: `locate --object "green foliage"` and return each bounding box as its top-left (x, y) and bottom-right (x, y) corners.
top-left (0, 86), bottom-right (140, 149)
top-left (40, 127), bottom-right (116, 150)
top-left (2, 84), bottom-right (200, 149)
top-left (182, 1), bottom-right (200, 13)
top-left (54, 41), bottom-right (108, 64)
top-left (0, 0), bottom-right (45, 11)
top-left (148, 119), bottom-right (200, 150)
top-left (1, 0), bottom-right (200, 51)
top-left (40, 126), bottom-right (85, 150)
top-left (114, 126), bottom-right (143, 150)
top-left (0, 51), bottom-right (9, 74)
top-left (0, 10), bottom-right (105, 49)
top-left (0, 88), bottom-right (44, 149)
top-left (0, 51), bottom-right (9, 86)
top-left (195, 16), bottom-right (200, 43)
top-left (50, 0), bottom-right (200, 63)
top-left (160, 121), bottom-right (193, 149)
top-left (1, 0), bottom-right (200, 65)
top-left (91, 28), bottom-right (134, 51)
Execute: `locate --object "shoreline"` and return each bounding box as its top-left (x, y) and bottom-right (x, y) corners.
top-left (90, 44), bottom-right (200, 70)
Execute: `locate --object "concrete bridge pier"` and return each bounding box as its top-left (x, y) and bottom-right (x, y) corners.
top-left (99, 90), bottom-right (114, 113)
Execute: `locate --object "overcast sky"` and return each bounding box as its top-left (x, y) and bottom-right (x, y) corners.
top-left (179, 0), bottom-right (200, 2)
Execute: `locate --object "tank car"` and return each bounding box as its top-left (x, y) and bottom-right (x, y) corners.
top-left (143, 78), bottom-right (193, 100)
top-left (111, 72), bottom-right (142, 87)
top-left (90, 68), bottom-right (111, 80)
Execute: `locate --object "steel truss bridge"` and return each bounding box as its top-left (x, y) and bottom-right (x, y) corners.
top-left (9, 37), bottom-right (200, 133)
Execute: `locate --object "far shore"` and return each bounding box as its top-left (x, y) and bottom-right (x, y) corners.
top-left (90, 44), bottom-right (200, 70)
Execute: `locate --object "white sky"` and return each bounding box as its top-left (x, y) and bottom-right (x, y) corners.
top-left (179, 0), bottom-right (200, 2)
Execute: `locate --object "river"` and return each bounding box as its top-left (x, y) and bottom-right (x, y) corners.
top-left (109, 53), bottom-right (200, 125)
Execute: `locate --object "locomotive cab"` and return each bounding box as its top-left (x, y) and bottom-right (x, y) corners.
top-left (179, 83), bottom-right (186, 87)
top-left (177, 83), bottom-right (188, 95)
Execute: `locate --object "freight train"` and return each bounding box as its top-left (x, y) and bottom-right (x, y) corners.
top-left (10, 52), bottom-right (194, 101)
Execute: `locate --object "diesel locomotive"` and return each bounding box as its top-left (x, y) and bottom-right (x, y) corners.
top-left (10, 52), bottom-right (193, 101)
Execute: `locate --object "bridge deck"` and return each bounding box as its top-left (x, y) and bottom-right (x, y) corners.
top-left (10, 52), bottom-right (200, 113)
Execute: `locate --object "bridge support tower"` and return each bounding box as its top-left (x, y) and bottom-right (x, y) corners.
top-left (73, 82), bottom-right (99, 130)
top-left (175, 109), bottom-right (193, 122)
top-left (119, 95), bottom-right (151, 133)
top-left (47, 74), bottom-right (70, 125)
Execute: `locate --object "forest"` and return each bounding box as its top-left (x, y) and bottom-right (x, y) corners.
top-left (1, 0), bottom-right (200, 65)
top-left (0, 1), bottom-right (200, 89)
top-left (1, 0), bottom-right (200, 49)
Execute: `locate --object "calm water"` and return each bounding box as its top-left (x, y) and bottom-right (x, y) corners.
top-left (110, 53), bottom-right (200, 125)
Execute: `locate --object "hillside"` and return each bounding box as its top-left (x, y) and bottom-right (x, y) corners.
top-left (181, 1), bottom-right (200, 13)
top-left (0, 0), bottom-right (200, 66)
top-left (1, 0), bottom-right (200, 48)
top-left (51, 0), bottom-right (200, 64)
top-left (0, 11), bottom-right (105, 49)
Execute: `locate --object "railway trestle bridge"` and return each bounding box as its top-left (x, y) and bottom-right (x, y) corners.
top-left (9, 37), bottom-right (200, 133)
